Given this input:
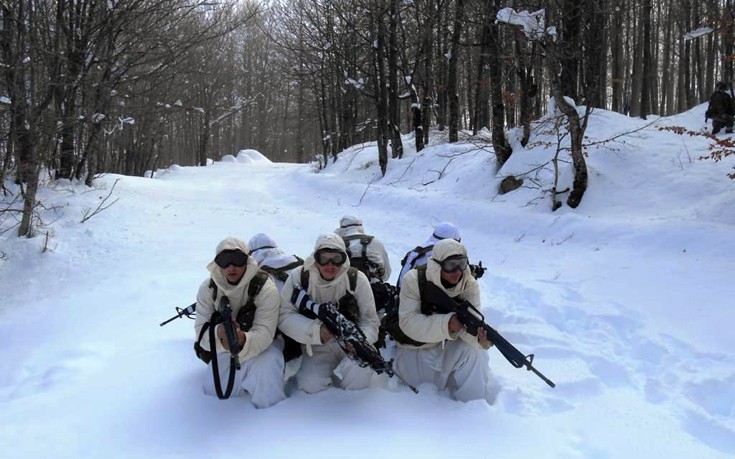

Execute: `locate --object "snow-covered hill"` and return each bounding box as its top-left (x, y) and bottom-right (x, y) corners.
top-left (0, 104), bottom-right (733, 459)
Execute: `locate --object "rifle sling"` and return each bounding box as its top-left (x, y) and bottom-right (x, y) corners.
top-left (207, 311), bottom-right (238, 400)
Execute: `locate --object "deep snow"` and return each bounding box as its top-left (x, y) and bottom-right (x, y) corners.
top-left (0, 103), bottom-right (733, 459)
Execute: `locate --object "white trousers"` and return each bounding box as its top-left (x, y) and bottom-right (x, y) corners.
top-left (296, 339), bottom-right (374, 394)
top-left (395, 339), bottom-right (491, 402)
top-left (203, 340), bottom-right (286, 409)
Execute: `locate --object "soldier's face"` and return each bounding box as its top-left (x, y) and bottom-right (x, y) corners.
top-left (221, 265), bottom-right (246, 284)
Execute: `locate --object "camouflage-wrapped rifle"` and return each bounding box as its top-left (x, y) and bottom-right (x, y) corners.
top-left (312, 302), bottom-right (419, 394)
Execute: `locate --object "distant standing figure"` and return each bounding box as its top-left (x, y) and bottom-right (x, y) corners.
top-left (706, 81), bottom-right (735, 135)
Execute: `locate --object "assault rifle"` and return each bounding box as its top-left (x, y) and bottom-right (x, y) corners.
top-left (469, 261), bottom-right (485, 279)
top-left (312, 301), bottom-right (419, 394)
top-left (424, 282), bottom-right (556, 388)
top-left (159, 303), bottom-right (196, 326)
top-left (218, 297), bottom-right (242, 357)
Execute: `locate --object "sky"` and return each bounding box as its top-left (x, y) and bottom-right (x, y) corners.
top-left (0, 100), bottom-right (734, 459)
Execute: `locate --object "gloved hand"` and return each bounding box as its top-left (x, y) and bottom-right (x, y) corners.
top-left (291, 286), bottom-right (334, 317)
top-left (470, 261), bottom-right (485, 279)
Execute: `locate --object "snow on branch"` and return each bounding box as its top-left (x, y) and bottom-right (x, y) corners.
top-left (684, 27), bottom-right (714, 41)
top-left (496, 8), bottom-right (556, 41)
top-left (344, 70), bottom-right (365, 90)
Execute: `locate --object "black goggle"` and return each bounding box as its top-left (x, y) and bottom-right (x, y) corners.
top-left (314, 249), bottom-right (347, 267)
top-left (434, 255), bottom-right (468, 273)
top-left (214, 249), bottom-right (248, 268)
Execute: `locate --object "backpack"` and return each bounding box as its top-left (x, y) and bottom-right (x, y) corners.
top-left (341, 234), bottom-right (380, 280)
top-left (194, 270), bottom-right (269, 364)
top-left (400, 244), bottom-right (434, 272)
top-left (380, 265), bottom-right (441, 347)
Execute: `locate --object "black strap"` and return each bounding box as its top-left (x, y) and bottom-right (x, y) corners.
top-left (401, 245), bottom-right (433, 271)
top-left (209, 279), bottom-right (218, 301)
top-left (262, 257), bottom-right (304, 282)
top-left (207, 311), bottom-right (238, 400)
top-left (249, 245), bottom-right (275, 253)
top-left (417, 265), bottom-right (428, 303)
top-left (199, 271), bottom-right (269, 399)
top-left (342, 234), bottom-right (374, 257)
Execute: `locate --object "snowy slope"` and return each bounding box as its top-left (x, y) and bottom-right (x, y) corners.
top-left (0, 104), bottom-right (733, 459)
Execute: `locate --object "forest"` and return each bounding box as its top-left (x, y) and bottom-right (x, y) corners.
top-left (1, 0), bottom-right (734, 236)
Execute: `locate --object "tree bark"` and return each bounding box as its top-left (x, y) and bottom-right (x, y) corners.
top-left (388, 0), bottom-right (403, 159)
top-left (487, 0), bottom-right (512, 165)
top-left (448, 0), bottom-right (464, 143)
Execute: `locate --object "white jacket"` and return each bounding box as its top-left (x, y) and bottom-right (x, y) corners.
top-left (397, 238), bottom-right (483, 350)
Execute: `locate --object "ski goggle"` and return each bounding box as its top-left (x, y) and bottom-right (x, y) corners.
top-left (434, 255), bottom-right (468, 273)
top-left (314, 248), bottom-right (347, 267)
top-left (214, 249), bottom-right (248, 268)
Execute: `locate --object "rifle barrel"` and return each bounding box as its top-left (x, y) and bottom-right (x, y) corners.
top-left (159, 315), bottom-right (180, 327)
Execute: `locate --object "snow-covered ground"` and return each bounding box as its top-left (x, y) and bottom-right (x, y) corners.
top-left (1, 103), bottom-right (733, 459)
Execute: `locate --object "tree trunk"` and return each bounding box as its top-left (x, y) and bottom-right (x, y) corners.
top-left (198, 108), bottom-right (210, 167)
top-left (583, 0), bottom-right (607, 109)
top-left (611, 0), bottom-right (624, 113)
top-left (722, 0), bottom-right (735, 83)
top-left (515, 35), bottom-right (536, 147)
top-left (560, 0), bottom-right (582, 101)
top-left (18, 164), bottom-right (40, 237)
top-left (472, 3), bottom-right (491, 133)
top-left (388, 0), bottom-right (403, 159)
top-left (640, 0), bottom-right (652, 119)
top-left (373, 3), bottom-right (389, 176)
top-left (547, 37), bottom-right (588, 209)
top-left (487, 0), bottom-right (512, 165)
top-left (420, 0), bottom-right (435, 147)
top-left (448, 0), bottom-right (464, 143)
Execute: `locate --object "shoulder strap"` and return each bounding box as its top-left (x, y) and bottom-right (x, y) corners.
top-left (261, 265), bottom-right (289, 282)
top-left (342, 234), bottom-right (374, 257)
top-left (261, 256), bottom-right (305, 282)
top-left (417, 265), bottom-right (428, 302)
top-left (208, 279), bottom-right (218, 301)
top-left (347, 267), bottom-right (358, 291)
top-left (248, 270), bottom-right (268, 299)
top-left (300, 267), bottom-right (310, 289)
top-left (408, 245), bottom-right (434, 270)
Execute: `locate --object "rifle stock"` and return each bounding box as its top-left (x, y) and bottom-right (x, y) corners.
top-left (424, 282), bottom-right (556, 388)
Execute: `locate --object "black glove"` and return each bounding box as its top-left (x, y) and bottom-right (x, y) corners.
top-left (470, 262), bottom-right (485, 279)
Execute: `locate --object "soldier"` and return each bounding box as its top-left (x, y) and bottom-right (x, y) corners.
top-left (394, 239), bottom-right (493, 402)
top-left (278, 233), bottom-right (380, 394)
top-left (194, 237), bottom-right (285, 408)
top-left (705, 81), bottom-right (735, 135)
